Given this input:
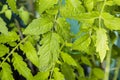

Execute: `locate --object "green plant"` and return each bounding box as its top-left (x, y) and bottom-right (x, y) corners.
top-left (0, 0), bottom-right (120, 80)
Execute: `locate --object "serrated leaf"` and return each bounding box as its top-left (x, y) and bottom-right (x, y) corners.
top-left (56, 18), bottom-right (70, 40)
top-left (0, 31), bottom-right (20, 43)
top-left (12, 53), bottom-right (33, 80)
top-left (34, 71), bottom-right (49, 80)
top-left (0, 18), bottom-right (8, 34)
top-left (60, 0), bottom-right (85, 18)
top-left (38, 32), bottom-right (60, 71)
top-left (53, 68), bottom-right (64, 80)
top-left (102, 13), bottom-right (120, 30)
top-left (93, 68), bottom-right (104, 79)
top-left (72, 34), bottom-right (91, 52)
top-left (95, 28), bottom-right (109, 62)
top-left (5, 10), bottom-right (12, 20)
top-left (23, 18), bottom-right (53, 35)
top-left (6, 0), bottom-right (17, 13)
top-left (61, 63), bottom-right (75, 80)
top-left (0, 44), bottom-right (9, 57)
top-left (20, 41), bottom-right (39, 67)
top-left (35, 0), bottom-right (58, 14)
top-left (1, 62), bottom-right (14, 80)
top-left (61, 52), bottom-right (77, 66)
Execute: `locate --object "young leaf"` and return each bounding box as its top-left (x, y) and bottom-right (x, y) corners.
top-left (34, 71), bottom-right (49, 80)
top-left (53, 68), bottom-right (64, 80)
top-left (95, 28), bottom-right (109, 62)
top-left (1, 62), bottom-right (14, 80)
top-left (12, 53), bottom-right (33, 80)
top-left (6, 0), bottom-right (17, 13)
top-left (23, 18), bottom-right (53, 35)
top-left (56, 17), bottom-right (70, 40)
top-left (102, 13), bottom-right (120, 30)
top-left (20, 41), bottom-right (39, 67)
top-left (35, 0), bottom-right (58, 14)
top-left (81, 56), bottom-right (91, 66)
top-left (72, 34), bottom-right (91, 52)
top-left (61, 52), bottom-right (77, 66)
top-left (0, 44), bottom-right (9, 57)
top-left (113, 0), bottom-right (120, 5)
top-left (38, 32), bottom-right (60, 71)
top-left (0, 18), bottom-right (8, 35)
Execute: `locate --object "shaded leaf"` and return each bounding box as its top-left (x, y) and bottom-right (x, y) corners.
top-left (0, 18), bottom-right (8, 35)
top-left (20, 41), bottom-right (39, 67)
top-left (81, 56), bottom-right (91, 66)
top-left (38, 32), bottom-right (60, 71)
top-left (34, 71), bottom-right (49, 80)
top-left (61, 63), bottom-right (75, 80)
top-left (61, 52), bottom-right (77, 66)
top-left (0, 44), bottom-right (9, 57)
top-left (7, 0), bottom-right (17, 13)
top-left (0, 62), bottom-right (14, 80)
top-left (102, 13), bottom-right (120, 30)
top-left (84, 0), bottom-right (94, 12)
top-left (95, 28), bottom-right (109, 62)
top-left (12, 53), bottom-right (33, 80)
top-left (23, 18), bottom-right (53, 35)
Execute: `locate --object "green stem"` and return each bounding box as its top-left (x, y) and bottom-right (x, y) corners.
top-left (99, 0), bottom-right (106, 28)
top-left (0, 36), bottom-right (29, 67)
top-left (104, 43), bottom-right (112, 80)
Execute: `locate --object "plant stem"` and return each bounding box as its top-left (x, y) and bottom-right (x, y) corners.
top-left (0, 36), bottom-right (29, 67)
top-left (99, 0), bottom-right (106, 28)
top-left (104, 43), bottom-right (112, 80)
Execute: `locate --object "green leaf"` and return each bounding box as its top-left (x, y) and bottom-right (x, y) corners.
top-left (0, 31), bottom-right (20, 43)
top-left (84, 0), bottom-right (94, 12)
top-left (23, 18), bottom-right (53, 35)
top-left (53, 68), bottom-right (64, 80)
top-left (0, 44), bottom-right (9, 57)
top-left (20, 41), bottom-right (39, 67)
top-left (93, 68), bottom-right (104, 79)
top-left (102, 13), bottom-right (120, 30)
top-left (38, 32), bottom-right (60, 71)
top-left (1, 62), bottom-right (14, 80)
top-left (81, 56), bottom-right (91, 66)
top-left (113, 0), bottom-right (120, 5)
top-left (5, 10), bottom-right (12, 20)
top-left (95, 28), bottom-right (109, 62)
top-left (61, 52), bottom-right (77, 66)
top-left (12, 53), bottom-right (33, 80)
top-left (35, 0), bottom-right (58, 14)
top-left (0, 18), bottom-right (8, 35)
top-left (56, 18), bottom-right (70, 40)
top-left (61, 63), bottom-right (75, 80)
top-left (34, 71), bottom-right (49, 80)
top-left (72, 34), bottom-right (91, 52)
top-left (19, 7), bottom-right (29, 25)
top-left (60, 0), bottom-right (85, 18)
top-left (6, 0), bottom-right (17, 13)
